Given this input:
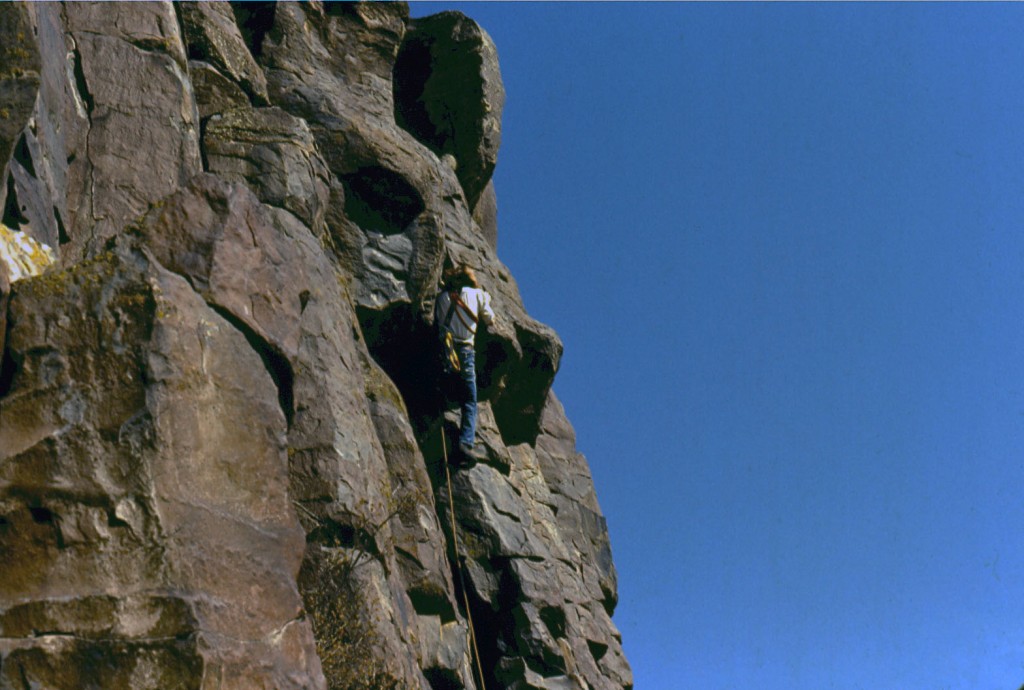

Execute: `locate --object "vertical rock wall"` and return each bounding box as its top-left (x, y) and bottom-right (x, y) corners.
top-left (0, 3), bottom-right (632, 689)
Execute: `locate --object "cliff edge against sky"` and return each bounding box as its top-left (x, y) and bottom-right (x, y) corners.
top-left (0, 3), bottom-right (631, 689)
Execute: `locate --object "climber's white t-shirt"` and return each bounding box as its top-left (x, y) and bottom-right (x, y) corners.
top-left (436, 287), bottom-right (495, 345)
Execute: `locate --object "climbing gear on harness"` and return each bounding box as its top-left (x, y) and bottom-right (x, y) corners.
top-left (450, 291), bottom-right (479, 333)
top-left (441, 293), bottom-right (462, 373)
top-left (441, 432), bottom-right (488, 690)
top-left (441, 291), bottom-right (481, 373)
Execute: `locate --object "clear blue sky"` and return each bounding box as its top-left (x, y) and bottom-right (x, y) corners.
top-left (412, 4), bottom-right (1024, 689)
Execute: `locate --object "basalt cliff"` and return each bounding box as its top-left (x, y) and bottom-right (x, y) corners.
top-left (0, 3), bottom-right (631, 689)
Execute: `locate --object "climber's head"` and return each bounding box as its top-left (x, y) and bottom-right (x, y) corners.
top-left (444, 264), bottom-right (478, 290)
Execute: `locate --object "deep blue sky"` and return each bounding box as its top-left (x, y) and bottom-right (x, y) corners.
top-left (412, 4), bottom-right (1024, 689)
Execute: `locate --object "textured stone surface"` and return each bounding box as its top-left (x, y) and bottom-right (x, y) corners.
top-left (0, 3), bottom-right (631, 689)
top-left (190, 60), bottom-right (249, 120)
top-left (203, 107), bottom-right (331, 233)
top-left (0, 241), bottom-right (324, 689)
top-left (395, 10), bottom-right (505, 211)
top-left (0, 3), bottom-right (41, 189)
top-left (474, 179), bottom-right (499, 250)
top-left (177, 1), bottom-right (268, 105)
top-left (61, 1), bottom-right (201, 260)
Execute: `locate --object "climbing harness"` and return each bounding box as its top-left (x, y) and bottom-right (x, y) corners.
top-left (449, 291), bottom-right (479, 333)
top-left (441, 293), bottom-right (463, 373)
top-left (441, 432), bottom-right (488, 690)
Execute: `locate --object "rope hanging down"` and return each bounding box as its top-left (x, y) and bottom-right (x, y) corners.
top-left (441, 432), bottom-right (488, 690)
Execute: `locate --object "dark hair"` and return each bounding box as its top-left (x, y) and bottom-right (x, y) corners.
top-left (443, 264), bottom-right (478, 290)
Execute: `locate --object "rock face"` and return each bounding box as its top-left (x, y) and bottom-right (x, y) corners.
top-left (0, 3), bottom-right (632, 689)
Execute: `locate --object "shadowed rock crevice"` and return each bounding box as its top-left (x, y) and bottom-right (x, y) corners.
top-left (177, 1), bottom-right (269, 106)
top-left (207, 302), bottom-right (295, 428)
top-left (2, 174), bottom-right (26, 231)
top-left (69, 46), bottom-right (94, 119)
top-left (55, 208), bottom-right (69, 246)
top-left (343, 166), bottom-right (425, 236)
top-left (229, 2), bottom-right (277, 59)
top-left (12, 134), bottom-right (36, 179)
top-left (423, 667), bottom-right (461, 690)
top-left (356, 302), bottom-right (443, 431)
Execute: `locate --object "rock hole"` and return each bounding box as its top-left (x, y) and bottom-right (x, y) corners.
top-left (356, 303), bottom-right (442, 434)
top-left (423, 668), bottom-right (461, 690)
top-left (406, 587), bottom-right (455, 620)
top-left (198, 116), bottom-right (211, 172)
top-left (323, 3), bottom-right (361, 19)
top-left (308, 522), bottom-right (355, 548)
top-left (299, 289), bottom-right (310, 312)
top-left (491, 325), bottom-right (559, 447)
top-left (587, 638), bottom-right (609, 663)
top-left (170, 3), bottom-right (203, 64)
top-left (445, 557), bottom-right (525, 690)
top-left (539, 606), bottom-right (566, 640)
top-left (342, 166), bottom-right (424, 236)
top-left (2, 173), bottom-right (27, 231)
top-left (230, 2), bottom-right (276, 58)
top-left (106, 508), bottom-right (130, 529)
top-left (207, 304), bottom-right (295, 427)
top-left (13, 133), bottom-right (36, 179)
top-left (29, 506), bottom-right (54, 524)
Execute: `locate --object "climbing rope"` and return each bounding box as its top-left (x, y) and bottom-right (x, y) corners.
top-left (441, 432), bottom-right (489, 690)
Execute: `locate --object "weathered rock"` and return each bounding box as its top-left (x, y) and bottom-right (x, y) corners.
top-left (0, 3), bottom-right (41, 186)
top-left (0, 241), bottom-right (325, 689)
top-left (0, 3), bottom-right (631, 688)
top-left (423, 394), bottom-right (631, 690)
top-left (132, 175), bottom-right (467, 689)
top-left (474, 179), bottom-right (499, 249)
top-left (203, 107), bottom-right (331, 233)
top-left (9, 2), bottom-right (82, 255)
top-left (0, 221), bottom-right (55, 375)
top-left (535, 392), bottom-right (619, 613)
top-left (177, 1), bottom-right (268, 105)
top-left (251, 1), bottom-right (561, 447)
top-left (61, 1), bottom-right (201, 260)
top-left (190, 60), bottom-right (250, 119)
top-left (5, 139), bottom-right (61, 250)
top-left (395, 11), bottom-right (505, 211)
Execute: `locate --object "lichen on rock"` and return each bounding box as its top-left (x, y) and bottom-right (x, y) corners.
top-left (0, 222), bottom-right (54, 282)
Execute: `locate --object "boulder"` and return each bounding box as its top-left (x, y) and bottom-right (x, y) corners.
top-left (395, 11), bottom-right (506, 211)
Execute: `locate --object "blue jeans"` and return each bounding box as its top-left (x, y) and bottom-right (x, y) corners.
top-left (456, 344), bottom-right (477, 448)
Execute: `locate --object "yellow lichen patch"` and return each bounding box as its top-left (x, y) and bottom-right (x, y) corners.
top-left (0, 223), bottom-right (56, 283)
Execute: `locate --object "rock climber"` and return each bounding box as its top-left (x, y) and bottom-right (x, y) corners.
top-left (435, 263), bottom-right (495, 461)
